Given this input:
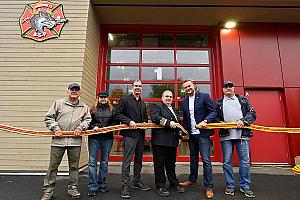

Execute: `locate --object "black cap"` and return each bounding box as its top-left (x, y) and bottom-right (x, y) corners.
top-left (98, 92), bottom-right (108, 98)
top-left (223, 81), bottom-right (234, 87)
top-left (68, 83), bottom-right (80, 90)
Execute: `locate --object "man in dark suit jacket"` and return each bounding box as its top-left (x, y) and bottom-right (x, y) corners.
top-left (179, 80), bottom-right (217, 199)
top-left (115, 80), bottom-right (150, 199)
top-left (151, 90), bottom-right (185, 197)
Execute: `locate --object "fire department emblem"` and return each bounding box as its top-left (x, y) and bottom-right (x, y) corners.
top-left (19, 0), bottom-right (68, 42)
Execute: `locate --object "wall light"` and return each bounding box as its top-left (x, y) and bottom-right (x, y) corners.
top-left (224, 21), bottom-right (237, 29)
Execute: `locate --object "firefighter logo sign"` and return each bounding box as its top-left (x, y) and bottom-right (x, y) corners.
top-left (19, 0), bottom-right (68, 42)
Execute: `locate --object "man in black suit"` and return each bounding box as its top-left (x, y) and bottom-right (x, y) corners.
top-left (151, 90), bottom-right (185, 197)
top-left (115, 80), bottom-right (150, 199)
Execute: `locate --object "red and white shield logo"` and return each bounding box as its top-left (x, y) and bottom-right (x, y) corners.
top-left (19, 0), bottom-right (68, 42)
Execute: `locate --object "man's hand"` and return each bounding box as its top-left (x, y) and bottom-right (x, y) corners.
top-left (198, 120), bottom-right (208, 129)
top-left (54, 130), bottom-right (63, 137)
top-left (129, 121), bottom-right (137, 129)
top-left (170, 121), bottom-right (177, 129)
top-left (74, 128), bottom-right (81, 136)
top-left (237, 120), bottom-right (245, 128)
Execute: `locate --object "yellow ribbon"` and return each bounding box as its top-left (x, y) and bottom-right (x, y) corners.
top-left (292, 165), bottom-right (300, 174)
top-left (1, 122), bottom-right (300, 174)
top-left (195, 122), bottom-right (300, 134)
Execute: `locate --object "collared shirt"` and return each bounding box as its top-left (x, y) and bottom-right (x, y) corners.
top-left (134, 96), bottom-right (143, 123)
top-left (189, 95), bottom-right (200, 135)
top-left (168, 106), bottom-right (177, 121)
top-left (128, 94), bottom-right (144, 123)
top-left (221, 94), bottom-right (244, 141)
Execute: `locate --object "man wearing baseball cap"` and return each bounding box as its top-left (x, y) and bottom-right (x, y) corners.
top-left (41, 83), bottom-right (91, 200)
top-left (215, 81), bottom-right (256, 198)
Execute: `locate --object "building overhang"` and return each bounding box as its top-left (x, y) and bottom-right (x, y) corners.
top-left (92, 0), bottom-right (300, 25)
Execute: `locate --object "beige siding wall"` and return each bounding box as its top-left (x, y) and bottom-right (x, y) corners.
top-left (0, 0), bottom-right (99, 171)
top-left (80, 4), bottom-right (100, 167)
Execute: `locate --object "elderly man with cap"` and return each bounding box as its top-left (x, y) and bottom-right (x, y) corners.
top-left (215, 81), bottom-right (256, 198)
top-left (87, 92), bottom-right (115, 197)
top-left (41, 83), bottom-right (91, 200)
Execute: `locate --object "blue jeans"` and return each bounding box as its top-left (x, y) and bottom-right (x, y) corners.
top-left (188, 134), bottom-right (213, 188)
top-left (221, 139), bottom-right (251, 189)
top-left (88, 139), bottom-right (113, 192)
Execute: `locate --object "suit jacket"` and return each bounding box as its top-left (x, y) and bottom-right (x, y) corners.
top-left (115, 94), bottom-right (148, 138)
top-left (182, 92), bottom-right (217, 138)
top-left (151, 102), bottom-right (181, 147)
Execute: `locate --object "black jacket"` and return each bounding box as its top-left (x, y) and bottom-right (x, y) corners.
top-left (215, 94), bottom-right (256, 138)
top-left (115, 94), bottom-right (148, 138)
top-left (89, 104), bottom-right (115, 140)
top-left (151, 102), bottom-right (181, 147)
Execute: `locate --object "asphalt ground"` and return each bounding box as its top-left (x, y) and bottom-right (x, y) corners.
top-left (1, 166), bottom-right (300, 200)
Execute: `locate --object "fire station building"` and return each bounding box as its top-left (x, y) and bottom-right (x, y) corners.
top-left (1, 0), bottom-right (300, 171)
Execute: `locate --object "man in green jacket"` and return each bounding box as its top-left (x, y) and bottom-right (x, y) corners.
top-left (41, 83), bottom-right (91, 200)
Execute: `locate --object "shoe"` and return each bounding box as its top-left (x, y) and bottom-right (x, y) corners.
top-left (99, 186), bottom-right (109, 193)
top-left (157, 188), bottom-right (170, 197)
top-left (120, 185), bottom-right (130, 199)
top-left (205, 188), bottom-right (214, 199)
top-left (225, 187), bottom-right (235, 196)
top-left (240, 187), bottom-right (255, 198)
top-left (132, 182), bottom-right (150, 191)
top-left (41, 191), bottom-right (53, 200)
top-left (87, 190), bottom-right (96, 196)
top-left (169, 185), bottom-right (185, 193)
top-left (179, 181), bottom-right (196, 187)
top-left (68, 186), bottom-right (82, 199)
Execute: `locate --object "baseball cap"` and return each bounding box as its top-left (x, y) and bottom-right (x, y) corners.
top-left (98, 92), bottom-right (108, 98)
top-left (223, 81), bottom-right (234, 87)
top-left (68, 83), bottom-right (80, 90)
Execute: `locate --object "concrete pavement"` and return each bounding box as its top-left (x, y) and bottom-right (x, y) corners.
top-left (0, 165), bottom-right (299, 200)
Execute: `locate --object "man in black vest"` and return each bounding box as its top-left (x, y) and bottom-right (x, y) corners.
top-left (151, 90), bottom-right (185, 197)
top-left (115, 80), bottom-right (150, 199)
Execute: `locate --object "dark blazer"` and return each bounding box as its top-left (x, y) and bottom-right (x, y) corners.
top-left (115, 94), bottom-right (148, 138)
top-left (182, 92), bottom-right (217, 138)
top-left (215, 94), bottom-right (256, 138)
top-left (151, 102), bottom-right (181, 147)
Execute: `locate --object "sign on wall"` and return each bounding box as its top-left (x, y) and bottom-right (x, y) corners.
top-left (19, 0), bottom-right (68, 42)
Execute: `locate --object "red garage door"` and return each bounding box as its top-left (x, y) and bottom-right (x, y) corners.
top-left (245, 90), bottom-right (290, 164)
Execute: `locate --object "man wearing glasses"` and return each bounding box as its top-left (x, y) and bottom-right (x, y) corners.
top-left (115, 80), bottom-right (150, 199)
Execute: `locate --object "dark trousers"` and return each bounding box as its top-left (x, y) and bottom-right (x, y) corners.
top-left (121, 133), bottom-right (145, 187)
top-left (152, 144), bottom-right (179, 189)
top-left (43, 146), bottom-right (81, 193)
